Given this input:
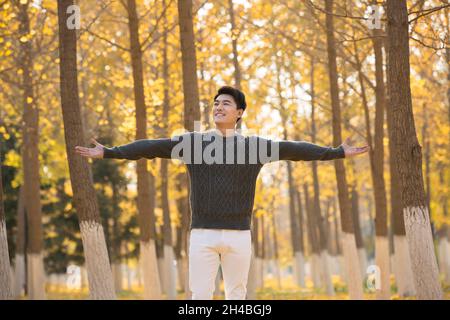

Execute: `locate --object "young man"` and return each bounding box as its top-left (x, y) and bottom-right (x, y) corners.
top-left (75, 86), bottom-right (369, 300)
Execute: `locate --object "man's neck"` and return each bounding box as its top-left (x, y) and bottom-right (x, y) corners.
top-left (214, 124), bottom-right (236, 137)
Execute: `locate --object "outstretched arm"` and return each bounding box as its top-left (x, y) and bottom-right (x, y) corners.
top-left (75, 137), bottom-right (177, 160)
top-left (278, 137), bottom-right (369, 161)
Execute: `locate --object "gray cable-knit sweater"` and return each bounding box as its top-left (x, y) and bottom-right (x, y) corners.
top-left (103, 130), bottom-right (345, 230)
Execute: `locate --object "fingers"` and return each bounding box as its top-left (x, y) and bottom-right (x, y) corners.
top-left (74, 146), bottom-right (93, 158)
top-left (75, 146), bottom-right (89, 152)
top-left (76, 151), bottom-right (91, 157)
top-left (74, 148), bottom-right (90, 154)
top-left (353, 146), bottom-right (370, 154)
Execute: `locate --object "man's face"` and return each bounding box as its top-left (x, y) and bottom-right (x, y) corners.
top-left (213, 94), bottom-right (243, 125)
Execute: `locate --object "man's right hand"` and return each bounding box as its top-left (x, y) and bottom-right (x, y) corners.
top-left (75, 138), bottom-right (105, 159)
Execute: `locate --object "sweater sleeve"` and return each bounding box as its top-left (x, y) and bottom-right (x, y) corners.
top-left (102, 138), bottom-right (178, 160)
top-left (278, 140), bottom-right (345, 161)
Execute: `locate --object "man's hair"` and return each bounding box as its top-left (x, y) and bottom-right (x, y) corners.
top-left (213, 86), bottom-right (247, 110)
top-left (213, 86), bottom-right (247, 123)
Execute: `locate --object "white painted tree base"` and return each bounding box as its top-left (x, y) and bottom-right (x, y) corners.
top-left (262, 259), bottom-right (270, 284)
top-left (403, 206), bottom-right (442, 299)
top-left (163, 245), bottom-right (177, 299)
top-left (140, 239), bottom-right (162, 299)
top-left (176, 256), bottom-right (187, 293)
top-left (338, 254), bottom-right (347, 283)
top-left (270, 259), bottom-right (282, 288)
top-left (320, 251), bottom-right (335, 296)
top-left (246, 247), bottom-right (257, 300)
top-left (341, 232), bottom-right (364, 300)
top-left (214, 266), bottom-right (222, 296)
top-left (294, 251), bottom-right (306, 287)
top-left (311, 254), bottom-right (322, 288)
top-left (80, 265), bottom-right (88, 289)
top-left (14, 253), bottom-right (25, 298)
top-left (438, 237), bottom-right (450, 284)
top-left (357, 248), bottom-right (367, 278)
top-left (329, 255), bottom-right (342, 277)
top-left (375, 236), bottom-right (390, 300)
top-left (157, 257), bottom-right (165, 294)
top-left (79, 221), bottom-right (115, 299)
top-left (0, 220), bottom-right (13, 299)
top-left (112, 262), bottom-right (122, 293)
top-left (124, 264), bottom-right (132, 291)
top-left (393, 235), bottom-right (415, 297)
top-left (26, 252), bottom-right (46, 300)
top-left (255, 257), bottom-right (263, 289)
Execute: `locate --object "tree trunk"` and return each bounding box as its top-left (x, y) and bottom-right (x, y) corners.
top-left (309, 57), bottom-right (334, 295)
top-left (177, 0), bottom-right (201, 299)
top-left (274, 51), bottom-right (306, 290)
top-left (421, 103), bottom-right (431, 234)
top-left (294, 188), bottom-right (306, 287)
top-left (124, 0), bottom-right (162, 299)
top-left (260, 214), bottom-right (266, 287)
top-left (57, 0), bottom-right (115, 299)
top-left (247, 214), bottom-right (259, 299)
top-left (14, 186), bottom-right (26, 298)
top-left (350, 187), bottom-right (368, 280)
top-left (0, 148), bottom-right (13, 299)
top-left (270, 208), bottom-right (281, 289)
top-left (386, 0), bottom-right (442, 299)
top-left (324, 0), bottom-right (363, 299)
top-left (18, 2), bottom-right (46, 300)
top-left (160, 8), bottom-right (177, 297)
top-left (228, 0), bottom-right (242, 129)
top-left (198, 58), bottom-right (212, 129)
top-left (384, 32), bottom-right (416, 298)
top-left (175, 172), bottom-right (190, 297)
top-left (303, 183), bottom-right (321, 288)
top-left (174, 175), bottom-right (189, 293)
top-left (367, 24), bottom-right (391, 299)
top-left (354, 27), bottom-right (390, 296)
top-left (111, 182), bottom-right (122, 293)
top-left (331, 197), bottom-right (345, 280)
top-left (178, 0), bottom-right (201, 132)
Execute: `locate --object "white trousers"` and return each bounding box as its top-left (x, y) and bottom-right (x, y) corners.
top-left (189, 228), bottom-right (252, 300)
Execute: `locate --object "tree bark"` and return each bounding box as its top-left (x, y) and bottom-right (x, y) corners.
top-left (14, 185), bottom-right (26, 298)
top-left (160, 5), bottom-right (176, 297)
top-left (293, 188), bottom-right (306, 287)
top-left (384, 25), bottom-right (416, 297)
top-left (177, 0), bottom-right (201, 299)
top-left (386, 0), bottom-right (442, 299)
top-left (350, 187), bottom-right (367, 278)
top-left (309, 56), bottom-right (334, 295)
top-left (177, 0), bottom-right (201, 132)
top-left (353, 28), bottom-right (390, 298)
top-left (18, 2), bottom-right (46, 300)
top-left (228, 0), bottom-right (243, 129)
top-left (303, 183), bottom-right (321, 288)
top-left (111, 182), bottom-right (122, 293)
top-left (125, 0), bottom-right (162, 299)
top-left (0, 148), bottom-right (13, 299)
top-left (57, 0), bottom-right (115, 299)
top-left (274, 52), bottom-right (304, 290)
top-left (324, 0), bottom-right (363, 299)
